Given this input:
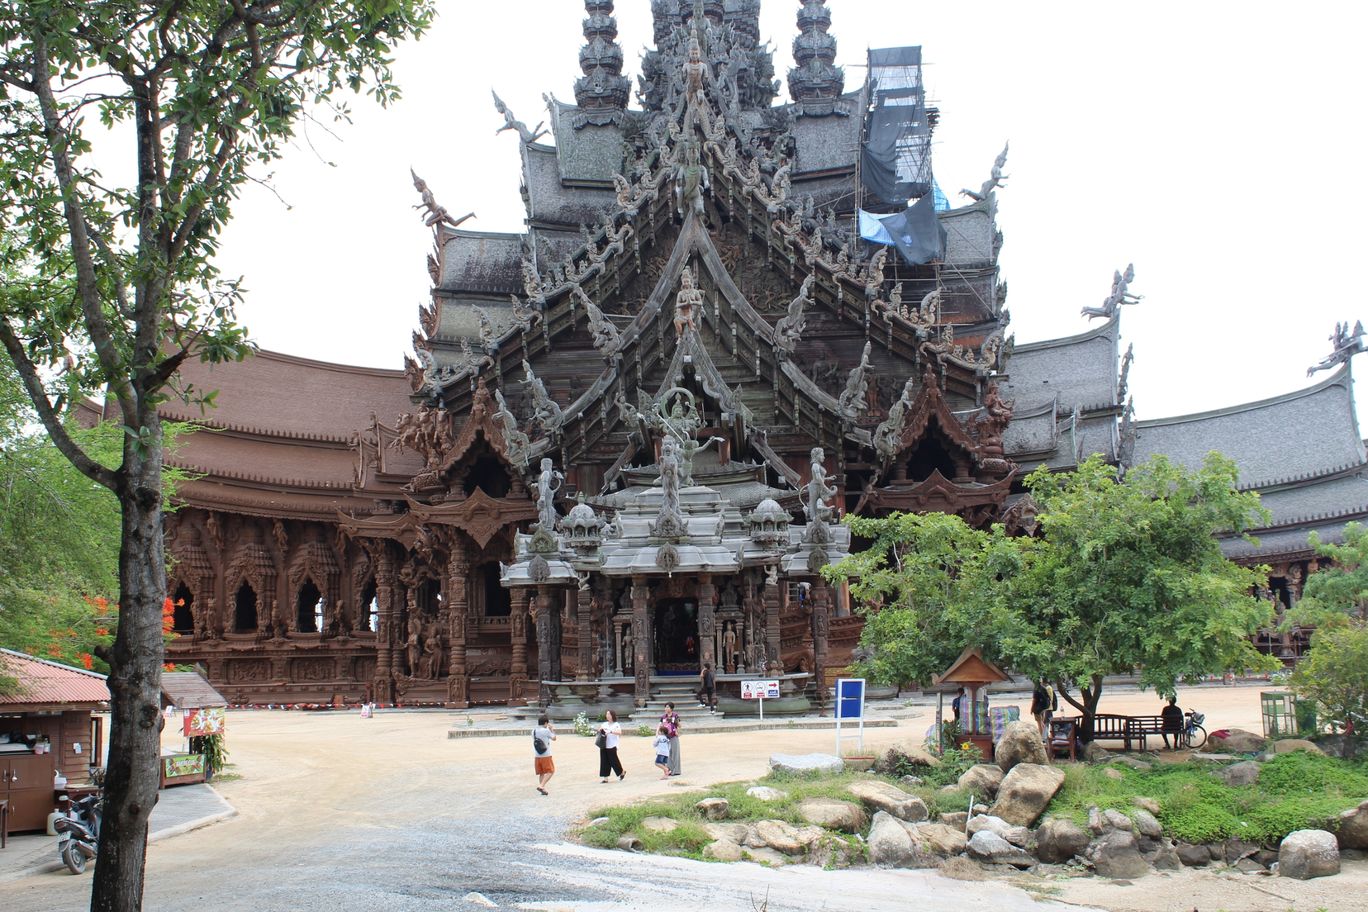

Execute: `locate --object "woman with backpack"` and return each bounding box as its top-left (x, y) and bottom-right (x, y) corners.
top-left (532, 714), bottom-right (556, 795)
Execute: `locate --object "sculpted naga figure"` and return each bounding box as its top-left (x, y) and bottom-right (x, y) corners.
top-left (774, 273), bottom-right (813, 353)
top-left (534, 457), bottom-right (564, 533)
top-left (839, 341), bottom-right (873, 418)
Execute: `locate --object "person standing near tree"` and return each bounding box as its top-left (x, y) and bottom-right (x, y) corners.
top-left (597, 709), bottom-right (625, 782)
top-left (1031, 681), bottom-right (1056, 737)
top-left (660, 702), bottom-right (682, 775)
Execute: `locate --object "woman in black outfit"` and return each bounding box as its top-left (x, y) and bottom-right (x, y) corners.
top-left (597, 709), bottom-right (625, 782)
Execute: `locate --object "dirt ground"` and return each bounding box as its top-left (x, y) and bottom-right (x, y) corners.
top-left (5, 681), bottom-right (1362, 912)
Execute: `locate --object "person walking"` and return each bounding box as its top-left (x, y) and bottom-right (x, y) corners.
top-left (697, 662), bottom-right (717, 713)
top-left (597, 709), bottom-right (625, 782)
top-left (660, 701), bottom-right (682, 776)
top-left (1031, 681), bottom-right (1056, 737)
top-left (532, 714), bottom-right (556, 795)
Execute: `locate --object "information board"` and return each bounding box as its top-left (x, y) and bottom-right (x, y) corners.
top-left (834, 677), bottom-right (867, 753)
top-left (741, 680), bottom-right (780, 700)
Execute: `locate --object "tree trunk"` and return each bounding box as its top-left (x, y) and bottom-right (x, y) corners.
top-left (91, 424), bottom-right (166, 912)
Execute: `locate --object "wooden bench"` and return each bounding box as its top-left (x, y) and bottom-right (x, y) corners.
top-left (1123, 715), bottom-right (1170, 751)
top-left (1061, 714), bottom-right (1164, 751)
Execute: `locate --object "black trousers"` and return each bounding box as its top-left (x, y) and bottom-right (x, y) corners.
top-left (599, 746), bottom-right (623, 778)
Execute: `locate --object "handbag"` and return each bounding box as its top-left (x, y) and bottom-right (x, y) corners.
top-left (533, 733), bottom-right (547, 754)
top-left (594, 730), bottom-right (607, 749)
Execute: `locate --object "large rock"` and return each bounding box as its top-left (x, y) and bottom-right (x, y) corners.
top-left (1142, 837), bottom-right (1182, 871)
top-left (703, 839), bottom-right (742, 862)
top-left (1218, 760), bottom-right (1263, 787)
top-left (797, 797), bottom-right (867, 833)
top-left (1279, 829), bottom-right (1341, 880)
top-left (848, 780), bottom-right (928, 822)
top-left (1089, 830), bottom-right (1149, 879)
top-left (868, 810), bottom-right (917, 867)
top-left (1035, 817), bottom-right (1090, 864)
top-left (966, 830), bottom-right (1034, 868)
top-left (704, 822), bottom-right (750, 844)
top-left (754, 819), bottom-right (818, 855)
top-left (908, 822), bottom-right (968, 856)
top-left (966, 814), bottom-right (1032, 848)
top-left (1338, 800), bottom-right (1368, 849)
top-left (746, 786), bottom-right (786, 802)
top-left (996, 720), bottom-right (1049, 772)
top-left (769, 753), bottom-right (844, 776)
top-left (1202, 728), bottom-right (1267, 754)
top-left (991, 763), bottom-right (1066, 827)
top-left (939, 811), bottom-right (968, 829)
top-left (1176, 843), bottom-right (1211, 867)
top-left (1102, 809), bottom-right (1134, 832)
top-left (1132, 796), bottom-right (1161, 816)
top-left (1271, 738), bottom-right (1324, 756)
top-left (1082, 741), bottom-right (1111, 763)
top-left (639, 816), bottom-right (680, 834)
top-left (741, 846), bottom-right (790, 867)
top-left (957, 763), bottom-right (1005, 798)
top-left (1132, 809), bottom-right (1163, 839)
top-left (695, 797), bottom-right (730, 821)
top-left (891, 742), bottom-right (942, 768)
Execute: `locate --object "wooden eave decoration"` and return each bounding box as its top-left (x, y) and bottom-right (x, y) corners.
top-left (407, 489), bottom-right (537, 550)
top-left (869, 469), bottom-right (1016, 512)
top-left (440, 378), bottom-right (518, 477)
top-left (932, 647), bottom-right (1010, 688)
top-left (895, 366), bottom-right (981, 463)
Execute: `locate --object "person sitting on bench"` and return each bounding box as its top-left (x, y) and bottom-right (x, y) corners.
top-left (1160, 695), bottom-right (1184, 749)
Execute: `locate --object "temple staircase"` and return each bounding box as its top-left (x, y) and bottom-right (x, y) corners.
top-left (630, 679), bottom-right (724, 724)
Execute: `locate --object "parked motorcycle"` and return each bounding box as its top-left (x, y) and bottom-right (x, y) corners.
top-left (54, 794), bottom-right (102, 875)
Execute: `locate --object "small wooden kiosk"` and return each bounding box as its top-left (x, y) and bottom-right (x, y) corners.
top-left (159, 672), bottom-right (227, 788)
top-left (0, 649), bottom-right (109, 836)
top-left (932, 648), bottom-right (1011, 761)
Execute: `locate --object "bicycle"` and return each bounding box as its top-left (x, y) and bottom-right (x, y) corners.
top-left (1179, 710), bottom-right (1207, 749)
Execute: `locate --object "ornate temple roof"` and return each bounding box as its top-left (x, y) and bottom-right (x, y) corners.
top-left (1132, 366), bottom-right (1364, 490)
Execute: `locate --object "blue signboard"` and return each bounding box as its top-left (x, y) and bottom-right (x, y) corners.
top-left (836, 678), bottom-right (865, 720)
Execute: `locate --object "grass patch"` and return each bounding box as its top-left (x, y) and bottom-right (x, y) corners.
top-left (1045, 752), bottom-right (1368, 845)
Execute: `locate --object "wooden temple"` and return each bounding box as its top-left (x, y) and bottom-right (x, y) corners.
top-left (149, 2), bottom-right (1368, 709)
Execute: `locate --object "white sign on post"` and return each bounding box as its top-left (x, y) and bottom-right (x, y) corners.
top-left (741, 679), bottom-right (780, 720)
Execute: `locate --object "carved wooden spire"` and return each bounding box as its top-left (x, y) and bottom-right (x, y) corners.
top-left (574, 0), bottom-right (631, 124)
top-left (789, 2), bottom-right (845, 114)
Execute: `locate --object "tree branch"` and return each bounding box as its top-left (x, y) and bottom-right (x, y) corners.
top-left (0, 315), bottom-right (119, 492)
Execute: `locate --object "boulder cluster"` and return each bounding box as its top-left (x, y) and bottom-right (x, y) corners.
top-left (600, 723), bottom-right (1368, 882)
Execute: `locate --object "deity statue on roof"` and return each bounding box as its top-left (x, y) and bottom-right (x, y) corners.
top-left (805, 447), bottom-right (836, 526)
top-left (674, 265), bottom-right (703, 337)
top-left (674, 141), bottom-right (710, 217)
top-left (534, 457), bottom-right (564, 533)
top-left (410, 170), bottom-right (475, 231)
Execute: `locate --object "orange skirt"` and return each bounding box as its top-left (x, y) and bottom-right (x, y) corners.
top-left (534, 756), bottom-right (555, 775)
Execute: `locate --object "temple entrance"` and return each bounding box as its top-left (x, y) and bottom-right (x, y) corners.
top-left (653, 598), bottom-right (698, 674)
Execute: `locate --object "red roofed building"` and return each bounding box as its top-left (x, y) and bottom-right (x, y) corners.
top-left (1, 649), bottom-right (109, 833)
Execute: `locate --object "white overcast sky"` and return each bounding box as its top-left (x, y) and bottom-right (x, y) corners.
top-left (211, 1), bottom-right (1368, 428)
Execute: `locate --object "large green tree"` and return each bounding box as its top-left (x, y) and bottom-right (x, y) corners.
top-left (829, 454), bottom-right (1277, 733)
top-left (0, 359), bottom-right (122, 685)
top-left (0, 4), bottom-right (433, 909)
top-left (1289, 521), bottom-right (1368, 627)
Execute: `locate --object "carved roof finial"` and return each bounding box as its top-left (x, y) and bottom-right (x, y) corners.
top-left (574, 1), bottom-right (631, 120)
top-left (789, 2), bottom-right (844, 112)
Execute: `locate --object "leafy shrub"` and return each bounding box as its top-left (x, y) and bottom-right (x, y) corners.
top-left (1292, 624), bottom-right (1368, 757)
top-left (573, 711), bottom-right (595, 737)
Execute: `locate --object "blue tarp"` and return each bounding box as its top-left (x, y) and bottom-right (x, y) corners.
top-left (857, 193), bottom-right (947, 266)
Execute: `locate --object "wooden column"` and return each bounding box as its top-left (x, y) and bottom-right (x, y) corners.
top-left (812, 580), bottom-right (831, 711)
top-left (535, 585), bottom-right (557, 706)
top-left (763, 573), bottom-right (781, 669)
top-left (445, 547), bottom-right (470, 708)
top-left (373, 546), bottom-right (397, 704)
top-left (509, 588), bottom-right (530, 706)
top-left (697, 577), bottom-right (716, 670)
top-left (576, 586), bottom-right (594, 681)
top-left (631, 577), bottom-right (651, 707)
